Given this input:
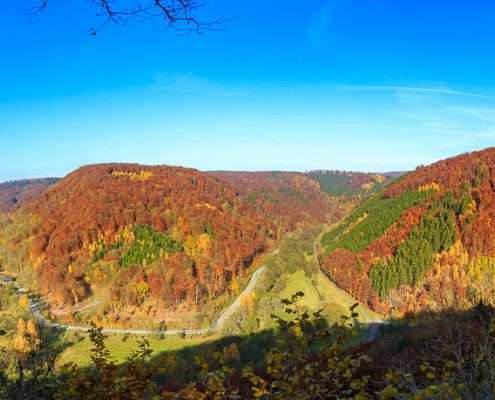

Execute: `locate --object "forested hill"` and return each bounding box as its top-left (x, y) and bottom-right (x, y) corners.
top-left (0, 164), bottom-right (349, 322)
top-left (211, 171), bottom-right (352, 231)
top-left (0, 178), bottom-right (59, 212)
top-left (320, 147), bottom-right (495, 316)
top-left (306, 170), bottom-right (401, 197)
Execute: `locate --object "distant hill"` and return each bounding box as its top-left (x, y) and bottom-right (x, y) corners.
top-left (307, 170), bottom-right (403, 197)
top-left (320, 147), bottom-right (495, 315)
top-left (0, 178), bottom-right (59, 212)
top-left (211, 171), bottom-right (352, 231)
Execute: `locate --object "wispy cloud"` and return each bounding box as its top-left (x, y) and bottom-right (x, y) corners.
top-left (450, 106), bottom-right (495, 122)
top-left (337, 85), bottom-right (493, 99)
top-left (151, 73), bottom-right (247, 96)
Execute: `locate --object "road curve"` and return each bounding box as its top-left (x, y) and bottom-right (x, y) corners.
top-left (4, 236), bottom-right (386, 341)
top-left (212, 266), bottom-right (265, 332)
top-left (1, 265), bottom-right (266, 337)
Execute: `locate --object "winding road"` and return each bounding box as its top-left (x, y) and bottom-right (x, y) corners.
top-left (212, 266), bottom-right (265, 332)
top-left (1, 265), bottom-right (266, 337)
top-left (3, 231), bottom-right (386, 342)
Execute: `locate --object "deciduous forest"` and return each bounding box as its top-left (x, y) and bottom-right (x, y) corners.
top-left (0, 148), bottom-right (495, 399)
top-left (0, 165), bottom-right (357, 327)
top-left (321, 147), bottom-right (495, 315)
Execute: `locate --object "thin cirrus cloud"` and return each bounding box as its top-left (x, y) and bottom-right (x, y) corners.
top-left (450, 106), bottom-right (495, 122)
top-left (334, 83), bottom-right (495, 151)
top-left (145, 73), bottom-right (495, 155)
top-left (336, 85), bottom-right (494, 99)
top-left (151, 73), bottom-right (248, 96)
top-left (149, 75), bottom-right (492, 100)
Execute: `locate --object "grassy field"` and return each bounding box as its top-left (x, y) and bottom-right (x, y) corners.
top-left (315, 272), bottom-right (381, 322)
top-left (57, 332), bottom-right (208, 367)
top-left (2, 222), bottom-right (381, 368)
top-left (278, 270), bottom-right (323, 310)
top-left (278, 270), bottom-right (380, 322)
top-left (222, 226), bottom-right (381, 334)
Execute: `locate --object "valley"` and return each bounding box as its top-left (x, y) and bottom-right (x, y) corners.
top-left (0, 223), bottom-right (381, 367)
top-left (2, 1), bottom-right (494, 397)
top-left (0, 166), bottom-right (383, 331)
top-left (1, 148), bottom-right (495, 398)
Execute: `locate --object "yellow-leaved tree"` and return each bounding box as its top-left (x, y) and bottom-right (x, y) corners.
top-left (13, 319), bottom-right (39, 356)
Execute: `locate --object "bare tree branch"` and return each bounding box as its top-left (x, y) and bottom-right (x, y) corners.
top-left (27, 0), bottom-right (48, 19)
top-left (29, 0), bottom-right (230, 34)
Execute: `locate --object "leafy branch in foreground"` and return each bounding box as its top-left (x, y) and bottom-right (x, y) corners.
top-left (1, 294), bottom-right (484, 399)
top-left (166, 294), bottom-right (371, 399)
top-left (59, 322), bottom-right (155, 400)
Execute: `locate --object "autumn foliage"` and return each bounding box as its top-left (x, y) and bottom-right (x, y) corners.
top-left (211, 171), bottom-right (349, 231)
top-left (0, 164), bottom-right (346, 320)
top-left (321, 147), bottom-right (495, 315)
top-left (0, 178), bottom-right (58, 213)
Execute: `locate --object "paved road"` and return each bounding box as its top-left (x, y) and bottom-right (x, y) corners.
top-left (1, 265), bottom-right (266, 337)
top-left (3, 237), bottom-right (386, 341)
top-left (212, 266), bottom-right (265, 332)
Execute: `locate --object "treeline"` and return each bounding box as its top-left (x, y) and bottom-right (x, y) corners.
top-left (385, 147), bottom-right (494, 198)
top-left (307, 170), bottom-right (394, 197)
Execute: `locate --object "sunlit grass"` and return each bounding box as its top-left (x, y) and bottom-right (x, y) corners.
top-left (57, 332), bottom-right (208, 367)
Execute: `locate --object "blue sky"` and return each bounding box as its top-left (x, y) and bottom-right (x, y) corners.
top-left (1, 1), bottom-right (495, 181)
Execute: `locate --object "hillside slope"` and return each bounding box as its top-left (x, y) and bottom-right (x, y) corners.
top-left (320, 147), bottom-right (495, 315)
top-left (0, 164), bottom-right (349, 328)
top-left (211, 171), bottom-right (352, 231)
